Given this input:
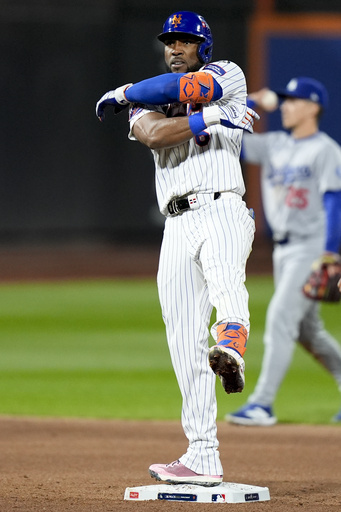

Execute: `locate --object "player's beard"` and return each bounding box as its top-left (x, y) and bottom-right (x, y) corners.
top-left (165, 61), bottom-right (202, 73)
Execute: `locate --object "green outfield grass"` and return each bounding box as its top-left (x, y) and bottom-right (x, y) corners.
top-left (0, 277), bottom-right (340, 424)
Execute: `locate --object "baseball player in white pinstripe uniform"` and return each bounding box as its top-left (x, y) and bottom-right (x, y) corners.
top-left (96, 11), bottom-right (258, 486)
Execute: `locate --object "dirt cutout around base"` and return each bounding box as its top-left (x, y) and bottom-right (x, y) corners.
top-left (0, 417), bottom-right (340, 511)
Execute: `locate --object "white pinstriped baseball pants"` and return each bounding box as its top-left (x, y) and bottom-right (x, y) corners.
top-left (157, 193), bottom-right (255, 476)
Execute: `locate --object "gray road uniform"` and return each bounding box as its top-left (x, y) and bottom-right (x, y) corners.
top-left (242, 130), bottom-right (341, 406)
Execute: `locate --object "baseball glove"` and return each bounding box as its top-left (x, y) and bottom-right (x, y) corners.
top-left (303, 253), bottom-right (341, 303)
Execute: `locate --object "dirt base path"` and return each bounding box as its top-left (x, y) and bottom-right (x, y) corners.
top-left (0, 417), bottom-right (340, 511)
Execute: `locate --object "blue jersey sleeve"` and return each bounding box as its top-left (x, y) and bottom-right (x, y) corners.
top-left (323, 190), bottom-right (341, 253)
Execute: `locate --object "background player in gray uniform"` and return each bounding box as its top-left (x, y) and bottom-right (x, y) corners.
top-left (226, 77), bottom-right (341, 426)
top-left (96, 11), bottom-right (258, 485)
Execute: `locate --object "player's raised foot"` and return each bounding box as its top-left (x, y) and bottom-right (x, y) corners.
top-left (225, 403), bottom-right (277, 426)
top-left (208, 345), bottom-right (245, 394)
top-left (331, 408), bottom-right (341, 423)
top-left (149, 460), bottom-right (223, 487)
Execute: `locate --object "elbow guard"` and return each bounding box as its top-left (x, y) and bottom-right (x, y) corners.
top-left (178, 72), bottom-right (219, 104)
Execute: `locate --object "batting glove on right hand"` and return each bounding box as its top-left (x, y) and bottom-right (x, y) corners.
top-left (96, 83), bottom-right (133, 121)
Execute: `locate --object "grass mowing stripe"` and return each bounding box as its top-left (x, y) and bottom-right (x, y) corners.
top-left (0, 280), bottom-right (163, 331)
top-left (0, 369), bottom-right (181, 420)
top-left (0, 331), bottom-right (169, 371)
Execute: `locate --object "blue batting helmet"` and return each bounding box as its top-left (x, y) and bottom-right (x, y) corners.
top-left (157, 11), bottom-right (213, 64)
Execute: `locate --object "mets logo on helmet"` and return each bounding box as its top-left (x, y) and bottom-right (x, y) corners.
top-left (171, 14), bottom-right (182, 28)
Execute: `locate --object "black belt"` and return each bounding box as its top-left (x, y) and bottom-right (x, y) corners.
top-left (168, 192), bottom-right (221, 216)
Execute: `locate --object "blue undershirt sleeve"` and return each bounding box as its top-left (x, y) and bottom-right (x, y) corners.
top-left (246, 98), bottom-right (256, 109)
top-left (323, 190), bottom-right (341, 253)
top-left (124, 73), bottom-right (222, 105)
top-left (239, 98), bottom-right (256, 160)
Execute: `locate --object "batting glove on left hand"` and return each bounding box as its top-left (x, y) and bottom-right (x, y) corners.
top-left (188, 104), bottom-right (260, 136)
top-left (219, 105), bottom-right (260, 134)
top-left (96, 83), bottom-right (133, 121)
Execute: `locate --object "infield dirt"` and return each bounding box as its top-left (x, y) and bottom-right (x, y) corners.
top-left (0, 416), bottom-right (340, 512)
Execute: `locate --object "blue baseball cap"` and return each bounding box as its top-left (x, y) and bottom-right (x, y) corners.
top-left (275, 77), bottom-right (329, 109)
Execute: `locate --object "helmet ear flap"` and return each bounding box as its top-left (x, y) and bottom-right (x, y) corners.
top-left (201, 43), bottom-right (213, 64)
top-left (197, 43), bottom-right (211, 65)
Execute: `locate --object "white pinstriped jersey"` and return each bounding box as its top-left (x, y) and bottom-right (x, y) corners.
top-left (128, 60), bottom-right (248, 216)
top-left (243, 131), bottom-right (341, 240)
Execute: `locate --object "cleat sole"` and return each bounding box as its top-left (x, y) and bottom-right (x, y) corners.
top-left (209, 346), bottom-right (244, 394)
